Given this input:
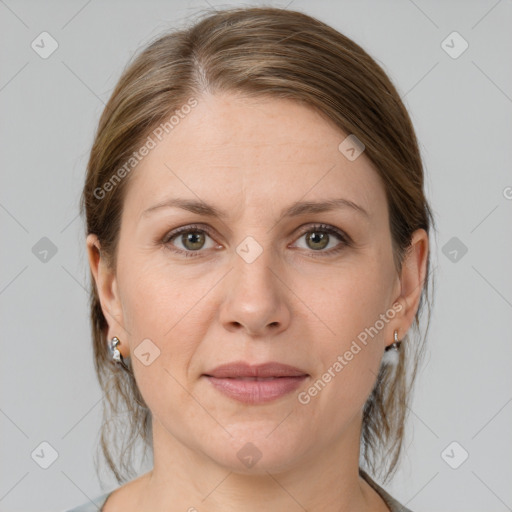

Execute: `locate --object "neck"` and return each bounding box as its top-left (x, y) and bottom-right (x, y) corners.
top-left (134, 413), bottom-right (381, 512)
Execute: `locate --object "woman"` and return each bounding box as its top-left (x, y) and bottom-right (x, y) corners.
top-left (66, 5), bottom-right (432, 511)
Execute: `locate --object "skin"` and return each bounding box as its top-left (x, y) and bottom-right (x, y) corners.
top-left (87, 91), bottom-right (428, 512)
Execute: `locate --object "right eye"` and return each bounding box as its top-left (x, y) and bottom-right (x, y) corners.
top-left (162, 224), bottom-right (220, 257)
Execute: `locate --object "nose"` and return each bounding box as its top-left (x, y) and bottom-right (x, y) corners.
top-left (218, 245), bottom-right (291, 337)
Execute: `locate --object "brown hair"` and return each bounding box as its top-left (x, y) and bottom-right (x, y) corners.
top-left (81, 6), bottom-right (434, 486)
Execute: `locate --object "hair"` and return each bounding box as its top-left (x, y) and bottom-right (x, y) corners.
top-left (81, 5), bottom-right (435, 486)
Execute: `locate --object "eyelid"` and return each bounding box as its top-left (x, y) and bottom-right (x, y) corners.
top-left (161, 223), bottom-right (216, 244)
top-left (293, 223), bottom-right (351, 244)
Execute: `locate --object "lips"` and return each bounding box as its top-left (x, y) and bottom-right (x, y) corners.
top-left (203, 361), bottom-right (308, 379)
top-left (203, 362), bottom-right (309, 404)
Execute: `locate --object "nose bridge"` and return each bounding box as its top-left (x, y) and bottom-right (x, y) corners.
top-left (218, 231), bottom-right (290, 335)
top-left (235, 235), bottom-right (277, 292)
top-left (233, 232), bottom-right (280, 304)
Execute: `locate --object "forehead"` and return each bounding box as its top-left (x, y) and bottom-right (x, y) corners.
top-left (123, 92), bottom-right (386, 220)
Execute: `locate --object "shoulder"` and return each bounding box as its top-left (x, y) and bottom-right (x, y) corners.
top-left (63, 491), bottom-right (114, 512)
top-left (63, 472), bottom-right (150, 512)
top-left (359, 468), bottom-right (415, 512)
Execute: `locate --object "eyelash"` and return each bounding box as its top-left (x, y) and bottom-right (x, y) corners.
top-left (161, 223), bottom-right (351, 258)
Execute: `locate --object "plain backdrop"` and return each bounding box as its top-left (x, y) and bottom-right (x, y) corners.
top-left (1, 1), bottom-right (511, 511)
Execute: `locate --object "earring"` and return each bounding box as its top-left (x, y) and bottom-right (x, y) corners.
top-left (385, 329), bottom-right (401, 352)
top-left (108, 336), bottom-right (129, 370)
top-left (382, 330), bottom-right (401, 365)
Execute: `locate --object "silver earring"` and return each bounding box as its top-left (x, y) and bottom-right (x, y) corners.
top-left (382, 330), bottom-right (401, 365)
top-left (385, 329), bottom-right (401, 352)
top-left (108, 336), bottom-right (128, 370)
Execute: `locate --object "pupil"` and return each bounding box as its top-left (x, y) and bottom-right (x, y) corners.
top-left (308, 231), bottom-right (328, 250)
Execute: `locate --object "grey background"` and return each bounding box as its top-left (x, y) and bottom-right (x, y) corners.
top-left (1, 0), bottom-right (511, 511)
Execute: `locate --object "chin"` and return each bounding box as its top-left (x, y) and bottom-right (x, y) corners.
top-left (205, 427), bottom-right (308, 475)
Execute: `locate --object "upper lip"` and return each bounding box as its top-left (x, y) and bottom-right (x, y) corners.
top-left (203, 361), bottom-right (309, 378)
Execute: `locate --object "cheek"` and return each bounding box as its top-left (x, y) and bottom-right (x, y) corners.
top-left (119, 251), bottom-right (195, 334)
top-left (299, 286), bottom-right (387, 433)
top-left (115, 255), bottom-right (196, 388)
top-left (119, 258), bottom-right (205, 420)
top-left (306, 255), bottom-right (395, 346)
top-left (298, 257), bottom-right (394, 415)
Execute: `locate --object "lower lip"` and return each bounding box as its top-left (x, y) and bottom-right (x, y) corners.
top-left (204, 376), bottom-right (308, 404)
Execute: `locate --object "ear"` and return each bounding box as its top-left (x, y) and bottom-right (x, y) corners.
top-left (389, 228), bottom-right (429, 346)
top-left (86, 233), bottom-right (129, 358)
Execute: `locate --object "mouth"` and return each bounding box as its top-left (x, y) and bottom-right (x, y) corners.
top-left (202, 361), bottom-right (309, 404)
top-left (219, 376), bottom-right (289, 381)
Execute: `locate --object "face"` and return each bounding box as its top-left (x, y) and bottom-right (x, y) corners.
top-left (90, 92), bottom-right (414, 474)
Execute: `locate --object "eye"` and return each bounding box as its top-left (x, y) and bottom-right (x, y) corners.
top-left (292, 224), bottom-right (351, 256)
top-left (162, 223), bottom-right (351, 258)
top-left (162, 224), bottom-right (219, 257)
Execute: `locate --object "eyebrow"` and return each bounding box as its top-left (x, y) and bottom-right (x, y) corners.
top-left (140, 197), bottom-right (369, 221)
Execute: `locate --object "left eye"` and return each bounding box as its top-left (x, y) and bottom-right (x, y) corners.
top-left (292, 225), bottom-right (349, 253)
